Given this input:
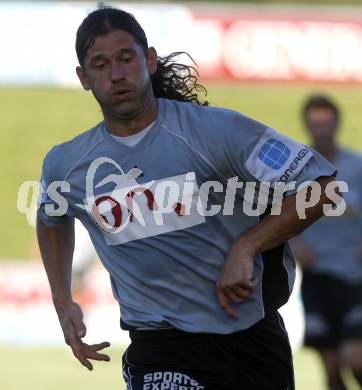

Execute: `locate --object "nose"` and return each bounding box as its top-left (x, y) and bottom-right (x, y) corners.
top-left (111, 62), bottom-right (126, 82)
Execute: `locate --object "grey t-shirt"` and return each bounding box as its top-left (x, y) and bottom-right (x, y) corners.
top-left (297, 148), bottom-right (362, 284)
top-left (38, 98), bottom-right (335, 334)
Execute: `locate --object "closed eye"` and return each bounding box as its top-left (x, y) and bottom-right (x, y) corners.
top-left (121, 56), bottom-right (135, 63)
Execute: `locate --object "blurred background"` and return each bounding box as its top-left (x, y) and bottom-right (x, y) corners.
top-left (1, 0), bottom-right (362, 389)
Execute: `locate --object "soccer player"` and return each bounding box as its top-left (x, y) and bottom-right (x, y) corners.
top-left (37, 7), bottom-right (337, 390)
top-left (292, 95), bottom-right (362, 390)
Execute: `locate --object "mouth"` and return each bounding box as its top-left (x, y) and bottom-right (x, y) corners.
top-left (112, 89), bottom-right (132, 99)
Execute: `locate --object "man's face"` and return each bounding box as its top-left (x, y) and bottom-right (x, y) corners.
top-left (304, 107), bottom-right (338, 145)
top-left (76, 29), bottom-right (157, 120)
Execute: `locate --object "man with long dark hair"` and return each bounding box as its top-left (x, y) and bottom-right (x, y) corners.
top-left (37, 7), bottom-right (337, 389)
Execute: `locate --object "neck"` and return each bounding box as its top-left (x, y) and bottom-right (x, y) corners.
top-left (103, 95), bottom-right (158, 137)
top-left (313, 142), bottom-right (337, 162)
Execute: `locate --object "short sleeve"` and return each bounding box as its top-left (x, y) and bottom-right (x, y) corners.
top-left (243, 130), bottom-right (336, 198)
top-left (217, 112), bottom-right (337, 191)
top-left (37, 147), bottom-right (74, 227)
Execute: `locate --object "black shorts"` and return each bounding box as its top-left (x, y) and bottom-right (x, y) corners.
top-left (302, 272), bottom-right (362, 349)
top-left (122, 311), bottom-right (294, 390)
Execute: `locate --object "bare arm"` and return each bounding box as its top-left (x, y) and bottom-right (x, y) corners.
top-left (36, 217), bottom-right (110, 370)
top-left (37, 217), bottom-right (74, 307)
top-left (217, 175), bottom-right (335, 318)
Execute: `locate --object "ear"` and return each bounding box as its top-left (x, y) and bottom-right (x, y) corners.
top-left (147, 47), bottom-right (158, 75)
top-left (76, 66), bottom-right (91, 91)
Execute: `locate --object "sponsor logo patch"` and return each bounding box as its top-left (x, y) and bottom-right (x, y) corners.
top-left (258, 139), bottom-right (291, 170)
top-left (245, 128), bottom-right (312, 183)
top-left (78, 158), bottom-right (205, 245)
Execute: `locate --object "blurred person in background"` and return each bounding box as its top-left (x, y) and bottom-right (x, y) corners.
top-left (36, 7), bottom-right (337, 390)
top-left (292, 95), bottom-right (362, 390)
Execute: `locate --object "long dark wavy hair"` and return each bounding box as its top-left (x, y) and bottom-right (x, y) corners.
top-left (75, 7), bottom-right (208, 106)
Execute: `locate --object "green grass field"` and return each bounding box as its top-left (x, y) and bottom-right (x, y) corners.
top-left (0, 345), bottom-right (359, 389)
top-left (2, 83), bottom-right (362, 259)
top-left (0, 346), bottom-right (323, 389)
top-left (3, 344), bottom-right (362, 389)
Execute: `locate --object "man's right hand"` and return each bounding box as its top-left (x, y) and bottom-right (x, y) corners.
top-left (55, 301), bottom-right (111, 370)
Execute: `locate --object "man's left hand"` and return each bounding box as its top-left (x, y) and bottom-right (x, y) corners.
top-left (216, 241), bottom-right (257, 319)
